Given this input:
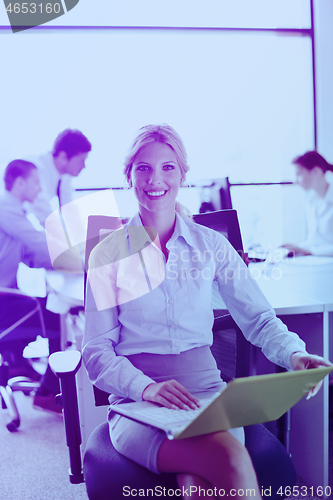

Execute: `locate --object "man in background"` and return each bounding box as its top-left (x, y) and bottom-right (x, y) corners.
top-left (27, 128), bottom-right (92, 225)
top-left (0, 160), bottom-right (61, 413)
top-left (0, 160), bottom-right (51, 288)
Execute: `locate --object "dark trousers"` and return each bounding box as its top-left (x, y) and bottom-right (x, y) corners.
top-left (0, 294), bottom-right (60, 395)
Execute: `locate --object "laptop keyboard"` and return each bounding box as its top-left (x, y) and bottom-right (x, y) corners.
top-left (134, 398), bottom-right (213, 425)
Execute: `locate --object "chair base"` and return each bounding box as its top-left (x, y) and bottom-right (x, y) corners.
top-left (6, 417), bottom-right (20, 432)
top-left (9, 376), bottom-right (40, 395)
top-left (0, 364), bottom-right (40, 431)
top-left (0, 384), bottom-right (20, 431)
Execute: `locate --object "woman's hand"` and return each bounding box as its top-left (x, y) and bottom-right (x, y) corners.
top-left (280, 244), bottom-right (311, 257)
top-left (290, 351), bottom-right (332, 399)
top-left (142, 379), bottom-right (200, 410)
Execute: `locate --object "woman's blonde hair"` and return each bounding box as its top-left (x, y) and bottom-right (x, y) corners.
top-left (123, 124), bottom-right (191, 219)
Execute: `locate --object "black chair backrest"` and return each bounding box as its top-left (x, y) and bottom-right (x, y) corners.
top-left (86, 209), bottom-right (250, 407)
top-left (86, 210), bottom-right (243, 265)
top-left (193, 210), bottom-right (250, 379)
top-left (219, 177), bottom-right (232, 210)
top-left (84, 215), bottom-right (128, 292)
top-left (199, 177), bottom-right (232, 212)
top-left (193, 209), bottom-right (245, 261)
top-left (212, 315), bottom-right (250, 381)
top-left (85, 215), bottom-right (128, 271)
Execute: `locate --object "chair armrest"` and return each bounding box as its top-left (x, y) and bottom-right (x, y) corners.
top-left (49, 350), bottom-right (82, 378)
top-left (49, 350), bottom-right (84, 484)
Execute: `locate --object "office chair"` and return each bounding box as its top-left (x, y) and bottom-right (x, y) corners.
top-left (84, 215), bottom-right (128, 292)
top-left (193, 209), bottom-right (244, 261)
top-left (50, 317), bottom-right (296, 500)
top-left (219, 177), bottom-right (233, 210)
top-left (50, 210), bottom-right (296, 499)
top-left (0, 287), bottom-right (46, 432)
top-left (199, 177), bottom-right (232, 213)
top-left (194, 210), bottom-right (291, 450)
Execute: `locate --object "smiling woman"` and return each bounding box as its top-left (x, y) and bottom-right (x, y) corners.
top-left (82, 124), bottom-right (331, 500)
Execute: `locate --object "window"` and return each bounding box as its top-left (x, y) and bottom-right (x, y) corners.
top-left (0, 1), bottom-right (314, 250)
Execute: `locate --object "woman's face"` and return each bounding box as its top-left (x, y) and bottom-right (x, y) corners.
top-left (131, 141), bottom-right (182, 215)
top-left (295, 164), bottom-right (314, 191)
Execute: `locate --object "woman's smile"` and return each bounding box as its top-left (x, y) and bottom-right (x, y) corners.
top-left (131, 142), bottom-right (182, 215)
top-left (145, 189), bottom-right (168, 198)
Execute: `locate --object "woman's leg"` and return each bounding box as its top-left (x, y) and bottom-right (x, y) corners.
top-left (158, 430), bottom-right (261, 500)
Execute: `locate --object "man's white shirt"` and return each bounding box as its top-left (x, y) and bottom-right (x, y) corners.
top-left (24, 152), bottom-right (73, 226)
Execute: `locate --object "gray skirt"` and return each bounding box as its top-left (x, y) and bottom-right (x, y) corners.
top-left (108, 346), bottom-right (244, 473)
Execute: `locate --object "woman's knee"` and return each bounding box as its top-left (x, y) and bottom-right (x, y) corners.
top-left (158, 430), bottom-right (253, 481)
top-left (201, 432), bottom-right (253, 480)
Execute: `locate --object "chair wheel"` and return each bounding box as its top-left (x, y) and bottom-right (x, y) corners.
top-left (6, 418), bottom-right (20, 432)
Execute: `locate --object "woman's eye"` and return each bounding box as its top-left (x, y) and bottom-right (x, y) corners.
top-left (163, 164), bottom-right (175, 170)
top-left (136, 165), bottom-right (150, 171)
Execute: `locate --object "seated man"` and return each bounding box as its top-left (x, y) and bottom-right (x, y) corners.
top-left (0, 159), bottom-right (61, 413)
top-left (26, 128), bottom-right (92, 225)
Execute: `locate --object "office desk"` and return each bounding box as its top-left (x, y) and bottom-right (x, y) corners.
top-left (255, 256), bottom-right (333, 305)
top-left (250, 258), bottom-right (333, 491)
top-left (213, 257), bottom-right (332, 489)
top-left (253, 257), bottom-right (333, 375)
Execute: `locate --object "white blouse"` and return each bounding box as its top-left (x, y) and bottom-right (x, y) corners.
top-left (83, 213), bottom-right (306, 402)
top-left (300, 179), bottom-right (333, 256)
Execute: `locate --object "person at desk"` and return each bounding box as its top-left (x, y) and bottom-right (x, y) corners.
top-left (0, 159), bottom-right (61, 413)
top-left (26, 128), bottom-right (92, 226)
top-left (282, 151), bottom-right (333, 257)
top-left (83, 125), bottom-right (331, 500)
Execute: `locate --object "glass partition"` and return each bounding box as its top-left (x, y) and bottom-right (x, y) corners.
top-left (0, 29), bottom-right (313, 188)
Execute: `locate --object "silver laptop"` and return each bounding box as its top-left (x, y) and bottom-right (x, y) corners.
top-left (111, 366), bottom-right (333, 440)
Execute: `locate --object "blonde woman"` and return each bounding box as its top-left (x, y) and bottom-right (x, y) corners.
top-left (83, 125), bottom-right (330, 500)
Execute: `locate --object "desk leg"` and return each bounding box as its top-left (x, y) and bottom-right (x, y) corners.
top-left (329, 311), bottom-right (333, 367)
top-left (59, 314), bottom-right (67, 352)
top-left (279, 313), bottom-right (329, 492)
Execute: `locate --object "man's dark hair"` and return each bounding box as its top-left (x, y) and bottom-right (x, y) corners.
top-left (52, 129), bottom-right (92, 159)
top-left (4, 159), bottom-right (37, 191)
